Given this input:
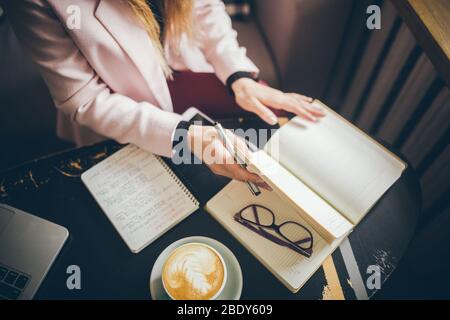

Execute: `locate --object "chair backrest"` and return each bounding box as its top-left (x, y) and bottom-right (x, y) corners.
top-left (0, 9), bottom-right (56, 141)
top-left (253, 0), bottom-right (354, 97)
top-left (254, 0), bottom-right (449, 221)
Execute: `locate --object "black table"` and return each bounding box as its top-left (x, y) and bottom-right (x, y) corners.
top-left (0, 118), bottom-right (421, 300)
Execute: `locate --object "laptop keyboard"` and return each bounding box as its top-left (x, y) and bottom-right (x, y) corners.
top-left (0, 264), bottom-right (30, 300)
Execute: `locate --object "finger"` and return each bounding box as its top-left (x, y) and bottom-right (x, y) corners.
top-left (250, 97), bottom-right (278, 125)
top-left (213, 130), bottom-right (250, 167)
top-left (304, 104), bottom-right (326, 117)
top-left (226, 164), bottom-right (268, 187)
top-left (259, 92), bottom-right (316, 122)
top-left (224, 130), bottom-right (255, 163)
top-left (254, 86), bottom-right (317, 122)
top-left (294, 93), bottom-right (314, 103)
top-left (209, 164), bottom-right (239, 179)
top-left (256, 181), bottom-right (273, 191)
top-left (209, 162), bottom-right (271, 190)
top-left (228, 164), bottom-right (263, 183)
top-left (205, 138), bottom-right (235, 166)
top-left (223, 135), bottom-right (270, 190)
top-left (289, 94), bottom-right (325, 117)
top-left (212, 132), bottom-right (252, 166)
top-left (296, 101), bottom-right (324, 119)
top-left (235, 168), bottom-right (272, 191)
top-left (286, 98), bottom-right (318, 122)
top-left (253, 84), bottom-right (314, 114)
top-left (289, 99), bottom-right (322, 122)
top-left (234, 168), bottom-right (272, 191)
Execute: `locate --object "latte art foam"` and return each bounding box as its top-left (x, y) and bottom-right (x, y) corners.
top-left (162, 243), bottom-right (225, 300)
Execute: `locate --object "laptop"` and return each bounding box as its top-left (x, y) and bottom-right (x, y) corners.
top-left (0, 203), bottom-right (69, 300)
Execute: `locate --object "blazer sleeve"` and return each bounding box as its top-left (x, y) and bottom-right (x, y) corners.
top-left (194, 0), bottom-right (260, 84)
top-left (5, 0), bottom-right (182, 158)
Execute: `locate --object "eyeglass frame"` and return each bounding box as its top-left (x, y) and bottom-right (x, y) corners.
top-left (233, 204), bottom-right (314, 258)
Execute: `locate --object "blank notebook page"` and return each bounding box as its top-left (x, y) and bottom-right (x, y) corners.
top-left (265, 103), bottom-right (406, 224)
top-left (82, 145), bottom-right (199, 253)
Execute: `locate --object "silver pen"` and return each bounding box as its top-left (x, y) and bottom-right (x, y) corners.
top-left (214, 122), bottom-right (261, 196)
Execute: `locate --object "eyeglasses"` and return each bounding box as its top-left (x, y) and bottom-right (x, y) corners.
top-left (234, 204), bottom-right (313, 258)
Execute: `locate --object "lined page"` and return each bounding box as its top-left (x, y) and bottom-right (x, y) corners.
top-left (82, 145), bottom-right (199, 253)
top-left (264, 101), bottom-right (406, 224)
top-left (206, 181), bottom-right (347, 292)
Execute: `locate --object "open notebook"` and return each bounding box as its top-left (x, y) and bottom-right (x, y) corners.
top-left (206, 100), bottom-right (406, 292)
top-left (82, 145), bottom-right (199, 253)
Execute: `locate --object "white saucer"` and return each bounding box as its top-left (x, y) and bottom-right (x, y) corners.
top-left (150, 236), bottom-right (243, 300)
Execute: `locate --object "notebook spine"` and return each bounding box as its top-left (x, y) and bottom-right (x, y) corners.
top-left (155, 156), bottom-right (199, 206)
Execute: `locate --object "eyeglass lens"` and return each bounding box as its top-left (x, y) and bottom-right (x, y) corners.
top-left (279, 222), bottom-right (313, 250)
top-left (240, 205), bottom-right (274, 227)
top-left (240, 205), bottom-right (313, 250)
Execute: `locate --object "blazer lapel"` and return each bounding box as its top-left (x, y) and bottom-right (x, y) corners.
top-left (94, 0), bottom-right (173, 110)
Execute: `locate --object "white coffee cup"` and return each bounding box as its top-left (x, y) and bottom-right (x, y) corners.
top-left (162, 242), bottom-right (227, 300)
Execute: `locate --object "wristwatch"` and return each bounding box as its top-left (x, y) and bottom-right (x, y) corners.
top-left (172, 120), bottom-right (192, 158)
top-left (226, 71), bottom-right (258, 96)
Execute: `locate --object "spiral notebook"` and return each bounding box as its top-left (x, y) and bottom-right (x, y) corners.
top-left (81, 144), bottom-right (199, 253)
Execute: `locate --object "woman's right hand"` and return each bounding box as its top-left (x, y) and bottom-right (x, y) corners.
top-left (187, 125), bottom-right (271, 190)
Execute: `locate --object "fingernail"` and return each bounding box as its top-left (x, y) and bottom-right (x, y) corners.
top-left (269, 116), bottom-right (278, 125)
top-left (256, 178), bottom-right (265, 184)
top-left (313, 105), bottom-right (325, 112)
top-left (256, 182), bottom-right (272, 191)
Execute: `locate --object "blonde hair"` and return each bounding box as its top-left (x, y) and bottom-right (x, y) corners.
top-left (128, 0), bottom-right (194, 78)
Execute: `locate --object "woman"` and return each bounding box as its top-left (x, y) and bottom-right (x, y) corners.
top-left (6, 0), bottom-right (324, 188)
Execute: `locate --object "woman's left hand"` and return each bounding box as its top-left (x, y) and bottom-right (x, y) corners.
top-left (231, 78), bottom-right (326, 125)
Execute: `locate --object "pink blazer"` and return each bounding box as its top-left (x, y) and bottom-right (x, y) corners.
top-left (6, 0), bottom-right (258, 157)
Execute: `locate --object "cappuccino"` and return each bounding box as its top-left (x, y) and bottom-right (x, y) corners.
top-left (162, 243), bottom-right (226, 300)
